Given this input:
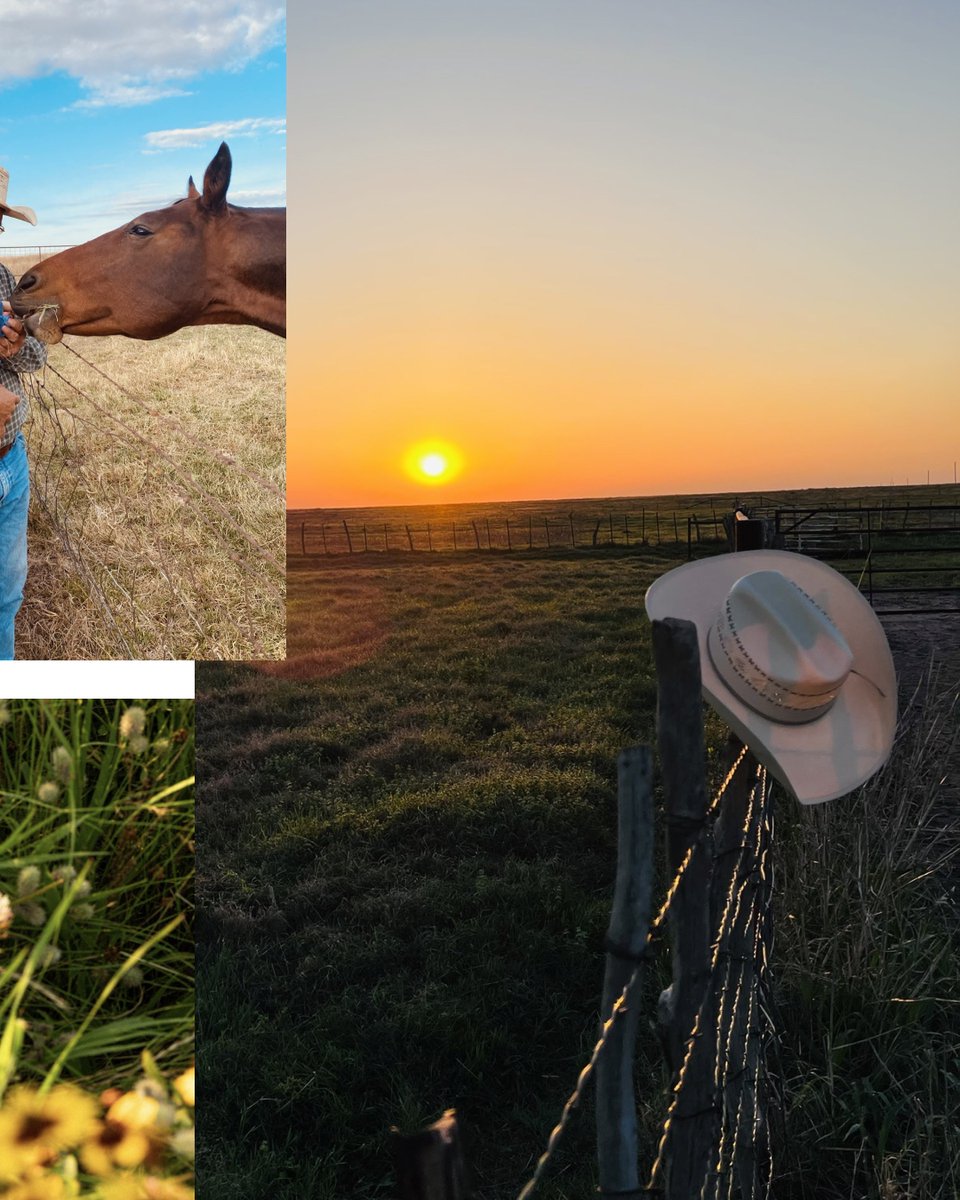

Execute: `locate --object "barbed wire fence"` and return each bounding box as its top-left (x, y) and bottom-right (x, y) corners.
top-left (21, 332), bottom-right (285, 660)
top-left (393, 619), bottom-right (779, 1200)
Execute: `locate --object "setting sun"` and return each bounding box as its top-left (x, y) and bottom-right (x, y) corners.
top-left (404, 440), bottom-right (464, 487)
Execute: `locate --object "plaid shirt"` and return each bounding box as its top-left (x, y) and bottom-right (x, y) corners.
top-left (1, 262), bottom-right (47, 449)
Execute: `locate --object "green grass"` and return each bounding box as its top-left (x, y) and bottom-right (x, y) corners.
top-left (197, 548), bottom-right (958, 1200)
top-left (0, 700), bottom-right (195, 1098)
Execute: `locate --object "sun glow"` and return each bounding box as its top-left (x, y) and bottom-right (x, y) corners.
top-left (404, 440), bottom-right (464, 486)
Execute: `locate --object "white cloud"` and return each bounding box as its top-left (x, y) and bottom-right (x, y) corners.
top-left (2, 0), bottom-right (284, 107)
top-left (144, 117), bottom-right (286, 151)
top-left (74, 85), bottom-right (193, 110)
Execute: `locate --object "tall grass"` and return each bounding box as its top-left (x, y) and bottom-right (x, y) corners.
top-left (773, 667), bottom-right (960, 1199)
top-left (0, 700), bottom-right (194, 1096)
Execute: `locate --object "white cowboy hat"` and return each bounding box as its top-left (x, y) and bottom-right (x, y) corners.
top-left (0, 165), bottom-right (38, 226)
top-left (645, 550), bottom-right (897, 805)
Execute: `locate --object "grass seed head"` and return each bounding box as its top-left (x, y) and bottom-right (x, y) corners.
top-left (17, 865), bottom-right (41, 897)
top-left (51, 746), bottom-right (74, 784)
top-left (37, 781), bottom-right (61, 804)
top-left (119, 706), bottom-right (147, 740)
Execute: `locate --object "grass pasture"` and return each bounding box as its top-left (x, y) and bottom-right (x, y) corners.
top-left (3, 250), bottom-right (285, 659)
top-left (198, 534), bottom-right (959, 1199)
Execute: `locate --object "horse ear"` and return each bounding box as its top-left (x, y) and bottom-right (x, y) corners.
top-left (187, 176), bottom-right (200, 200)
top-left (199, 142), bottom-right (232, 214)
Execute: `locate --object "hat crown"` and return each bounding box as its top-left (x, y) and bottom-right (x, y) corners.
top-left (708, 570), bottom-right (853, 724)
top-left (0, 165), bottom-right (38, 225)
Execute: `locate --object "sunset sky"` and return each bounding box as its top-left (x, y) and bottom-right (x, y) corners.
top-left (289, 2), bottom-right (959, 508)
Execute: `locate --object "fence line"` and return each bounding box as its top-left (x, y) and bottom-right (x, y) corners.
top-left (396, 621), bottom-right (775, 1200)
top-left (290, 513), bottom-right (729, 556)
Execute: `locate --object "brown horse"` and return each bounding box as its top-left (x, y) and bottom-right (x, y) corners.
top-left (11, 142), bottom-right (285, 342)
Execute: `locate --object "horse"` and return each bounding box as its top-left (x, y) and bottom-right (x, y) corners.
top-left (10, 142), bottom-right (285, 342)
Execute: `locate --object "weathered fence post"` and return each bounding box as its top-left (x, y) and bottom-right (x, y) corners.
top-left (343, 520), bottom-right (353, 553)
top-left (651, 617), bottom-right (718, 1200)
top-left (471, 521), bottom-right (481, 550)
top-left (406, 525), bottom-right (415, 551)
top-left (596, 746), bottom-right (654, 1199)
top-left (393, 1109), bottom-right (467, 1199)
top-left (299, 520), bottom-right (306, 556)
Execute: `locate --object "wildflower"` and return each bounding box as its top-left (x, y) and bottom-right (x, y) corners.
top-left (129, 736), bottom-right (150, 756)
top-left (51, 746), bottom-right (73, 784)
top-left (119, 707), bottom-right (147, 740)
top-left (171, 1068), bottom-right (194, 1109)
top-left (80, 1091), bottom-right (161, 1176)
top-left (17, 866), bottom-right (41, 897)
top-left (0, 1085), bottom-right (98, 1177)
top-left (37, 782), bottom-right (60, 804)
top-left (51, 865), bottom-right (77, 887)
top-left (97, 1176), bottom-right (194, 1200)
top-left (153, 738), bottom-right (171, 753)
top-left (121, 966), bottom-right (145, 988)
top-left (71, 902), bottom-right (96, 922)
top-left (74, 879), bottom-right (93, 899)
top-left (37, 945), bottom-right (62, 968)
top-left (0, 892), bottom-right (12, 935)
top-left (2, 1176), bottom-right (67, 1200)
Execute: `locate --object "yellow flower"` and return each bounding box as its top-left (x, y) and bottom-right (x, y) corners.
top-left (80, 1093), bottom-right (161, 1177)
top-left (3, 1175), bottom-right (67, 1200)
top-left (95, 1177), bottom-right (194, 1200)
top-left (171, 1069), bottom-right (194, 1109)
top-left (0, 1085), bottom-right (98, 1178)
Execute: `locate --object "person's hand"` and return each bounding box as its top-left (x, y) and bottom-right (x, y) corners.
top-left (0, 383), bottom-right (18, 439)
top-left (0, 302), bottom-right (27, 359)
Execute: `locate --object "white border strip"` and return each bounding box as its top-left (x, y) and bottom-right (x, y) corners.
top-left (0, 661), bottom-right (195, 698)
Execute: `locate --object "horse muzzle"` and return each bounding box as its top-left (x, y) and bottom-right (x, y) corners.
top-left (10, 296), bottom-right (63, 344)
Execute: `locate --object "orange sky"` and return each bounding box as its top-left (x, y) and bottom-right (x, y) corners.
top-left (289, 3), bottom-right (959, 508)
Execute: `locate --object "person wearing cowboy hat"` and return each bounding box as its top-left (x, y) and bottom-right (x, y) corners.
top-left (0, 164), bottom-right (47, 660)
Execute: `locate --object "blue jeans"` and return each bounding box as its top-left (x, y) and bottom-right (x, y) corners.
top-left (0, 434), bottom-right (29, 660)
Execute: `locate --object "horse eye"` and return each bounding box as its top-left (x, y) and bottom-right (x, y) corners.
top-left (129, 224), bottom-right (153, 237)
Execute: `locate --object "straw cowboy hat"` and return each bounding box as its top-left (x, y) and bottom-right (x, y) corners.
top-left (645, 550), bottom-right (897, 805)
top-left (0, 165), bottom-right (37, 227)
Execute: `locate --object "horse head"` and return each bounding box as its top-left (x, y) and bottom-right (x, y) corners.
top-left (11, 143), bottom-right (285, 341)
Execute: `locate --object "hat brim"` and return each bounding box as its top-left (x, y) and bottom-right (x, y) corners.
top-left (0, 203), bottom-right (37, 226)
top-left (645, 550), bottom-right (898, 805)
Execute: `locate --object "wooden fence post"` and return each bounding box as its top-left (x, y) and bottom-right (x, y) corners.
top-left (596, 746), bottom-right (654, 1199)
top-left (651, 617), bottom-right (718, 1200)
top-left (343, 520), bottom-right (353, 553)
top-left (299, 521), bottom-right (306, 556)
top-left (393, 1110), bottom-right (467, 1199)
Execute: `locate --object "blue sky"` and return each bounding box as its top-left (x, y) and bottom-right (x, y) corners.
top-left (1, 1), bottom-right (285, 247)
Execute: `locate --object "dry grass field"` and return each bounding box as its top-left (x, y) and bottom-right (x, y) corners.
top-left (2, 253), bottom-right (285, 659)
